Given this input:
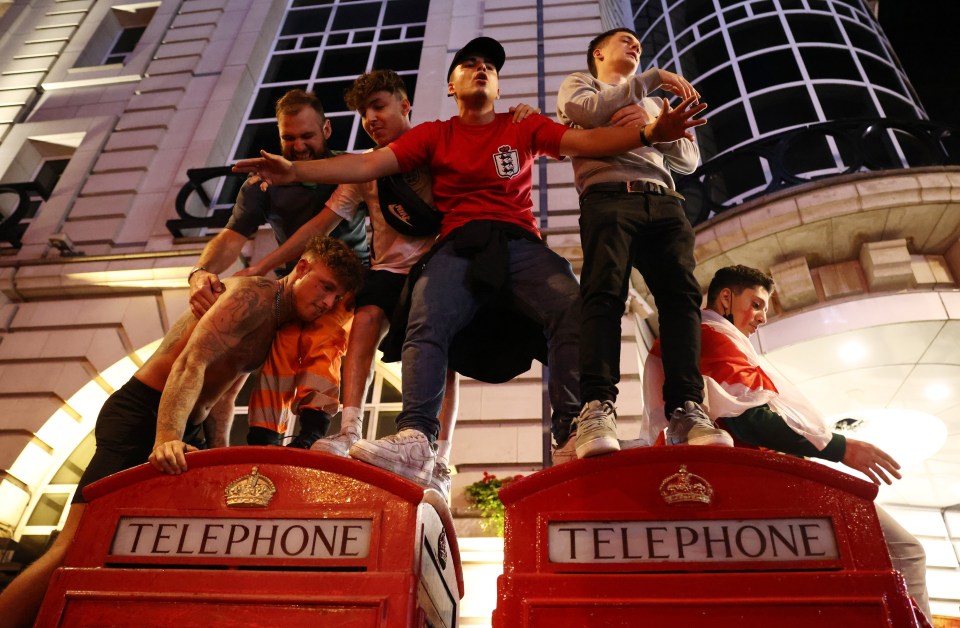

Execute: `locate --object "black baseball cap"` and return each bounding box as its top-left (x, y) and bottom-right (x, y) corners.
top-left (446, 36), bottom-right (506, 81)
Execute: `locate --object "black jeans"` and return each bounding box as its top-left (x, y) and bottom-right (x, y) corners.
top-left (578, 189), bottom-right (703, 413)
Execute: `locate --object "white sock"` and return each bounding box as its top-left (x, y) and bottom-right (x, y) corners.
top-left (341, 406), bottom-right (362, 436)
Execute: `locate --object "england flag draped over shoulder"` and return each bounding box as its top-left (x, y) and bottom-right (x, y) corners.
top-left (641, 309), bottom-right (833, 450)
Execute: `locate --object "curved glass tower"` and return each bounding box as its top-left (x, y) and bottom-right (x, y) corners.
top-left (626, 0), bottom-right (951, 217)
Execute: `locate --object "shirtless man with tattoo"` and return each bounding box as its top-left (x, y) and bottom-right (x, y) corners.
top-left (0, 236), bottom-right (363, 628)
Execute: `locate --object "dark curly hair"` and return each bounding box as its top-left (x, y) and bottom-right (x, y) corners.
top-left (302, 236), bottom-right (364, 294)
top-left (344, 69), bottom-right (410, 112)
top-left (706, 265), bottom-right (775, 305)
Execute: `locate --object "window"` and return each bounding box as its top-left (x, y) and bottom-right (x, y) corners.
top-left (1, 133), bottom-right (78, 250)
top-left (232, 0), bottom-right (431, 158)
top-left (74, 3), bottom-right (159, 68)
top-left (12, 432), bottom-right (93, 566)
top-left (787, 12), bottom-right (842, 44)
top-left (693, 65), bottom-right (741, 109)
top-left (729, 17), bottom-right (789, 56)
top-left (800, 46), bottom-right (861, 81)
top-left (103, 26), bottom-right (147, 65)
top-left (740, 50), bottom-right (803, 92)
top-left (815, 83), bottom-right (878, 119)
top-left (22, 158), bottom-right (70, 219)
top-left (678, 32), bottom-right (729, 79)
top-left (694, 104), bottom-right (753, 159)
top-left (226, 363), bottom-right (403, 446)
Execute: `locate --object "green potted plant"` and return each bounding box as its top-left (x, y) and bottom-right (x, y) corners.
top-left (464, 472), bottom-right (522, 536)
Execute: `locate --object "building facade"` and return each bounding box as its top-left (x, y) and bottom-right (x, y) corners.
top-left (0, 0), bottom-right (957, 621)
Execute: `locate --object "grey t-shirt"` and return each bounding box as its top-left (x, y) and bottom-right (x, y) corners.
top-left (226, 181), bottom-right (369, 272)
top-left (556, 69), bottom-right (700, 192)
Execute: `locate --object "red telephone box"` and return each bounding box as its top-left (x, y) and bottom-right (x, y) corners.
top-left (37, 448), bottom-right (463, 627)
top-left (493, 447), bottom-right (920, 627)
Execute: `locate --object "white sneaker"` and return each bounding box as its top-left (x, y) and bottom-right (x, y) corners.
top-left (311, 425), bottom-right (361, 457)
top-left (428, 461), bottom-right (452, 503)
top-left (574, 400), bottom-right (620, 458)
top-left (349, 429), bottom-right (436, 485)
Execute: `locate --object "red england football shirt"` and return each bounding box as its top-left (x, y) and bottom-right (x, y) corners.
top-left (388, 112), bottom-right (567, 240)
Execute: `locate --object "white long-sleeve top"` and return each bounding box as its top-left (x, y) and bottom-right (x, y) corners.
top-left (556, 69), bottom-right (700, 192)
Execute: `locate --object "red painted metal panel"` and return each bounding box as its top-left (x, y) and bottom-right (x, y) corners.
top-left (494, 447), bottom-right (918, 627)
top-left (37, 448), bottom-right (461, 628)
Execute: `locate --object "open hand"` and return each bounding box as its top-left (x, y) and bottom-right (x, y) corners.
top-left (509, 103), bottom-right (541, 123)
top-left (232, 150), bottom-right (295, 190)
top-left (841, 438), bottom-right (902, 485)
top-left (645, 96), bottom-right (708, 144)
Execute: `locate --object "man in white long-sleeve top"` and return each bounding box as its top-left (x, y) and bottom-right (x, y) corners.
top-left (556, 27), bottom-right (731, 462)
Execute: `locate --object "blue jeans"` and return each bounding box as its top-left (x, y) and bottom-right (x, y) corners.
top-left (396, 237), bottom-right (580, 444)
top-left (578, 189), bottom-right (703, 413)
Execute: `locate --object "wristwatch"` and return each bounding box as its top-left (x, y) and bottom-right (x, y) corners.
top-left (639, 124), bottom-right (653, 147)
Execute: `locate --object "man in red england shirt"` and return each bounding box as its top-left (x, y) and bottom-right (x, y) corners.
top-left (234, 36), bottom-right (706, 484)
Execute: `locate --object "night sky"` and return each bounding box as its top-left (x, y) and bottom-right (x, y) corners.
top-left (878, 0), bottom-right (960, 127)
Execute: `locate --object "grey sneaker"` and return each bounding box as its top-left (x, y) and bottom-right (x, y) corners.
top-left (349, 429), bottom-right (436, 485)
top-left (311, 425), bottom-right (361, 457)
top-left (551, 433), bottom-right (578, 466)
top-left (666, 401), bottom-right (734, 446)
top-left (574, 400), bottom-right (621, 458)
top-left (428, 461), bottom-right (452, 503)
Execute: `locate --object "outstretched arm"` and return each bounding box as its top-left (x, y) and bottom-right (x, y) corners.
top-left (725, 406), bottom-right (902, 486)
top-left (233, 148), bottom-right (400, 188)
top-left (237, 206), bottom-right (344, 278)
top-left (149, 278), bottom-right (272, 474)
top-left (559, 95), bottom-right (706, 157)
top-left (841, 438), bottom-right (902, 485)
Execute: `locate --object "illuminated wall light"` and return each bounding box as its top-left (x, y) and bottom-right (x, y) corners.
top-left (924, 382), bottom-right (951, 402)
top-left (34, 410), bottom-right (85, 452)
top-left (0, 480), bottom-right (30, 526)
top-left (7, 441), bottom-right (53, 490)
top-left (837, 341), bottom-right (868, 364)
top-left (458, 536), bottom-right (504, 624)
top-left (63, 382), bottom-right (111, 432)
top-left (458, 536), bottom-right (505, 564)
top-left (459, 537), bottom-right (505, 552)
top-left (459, 560), bottom-right (503, 625)
top-left (6, 345), bottom-right (154, 534)
top-left (824, 408), bottom-right (948, 472)
top-left (133, 340), bottom-right (162, 366)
